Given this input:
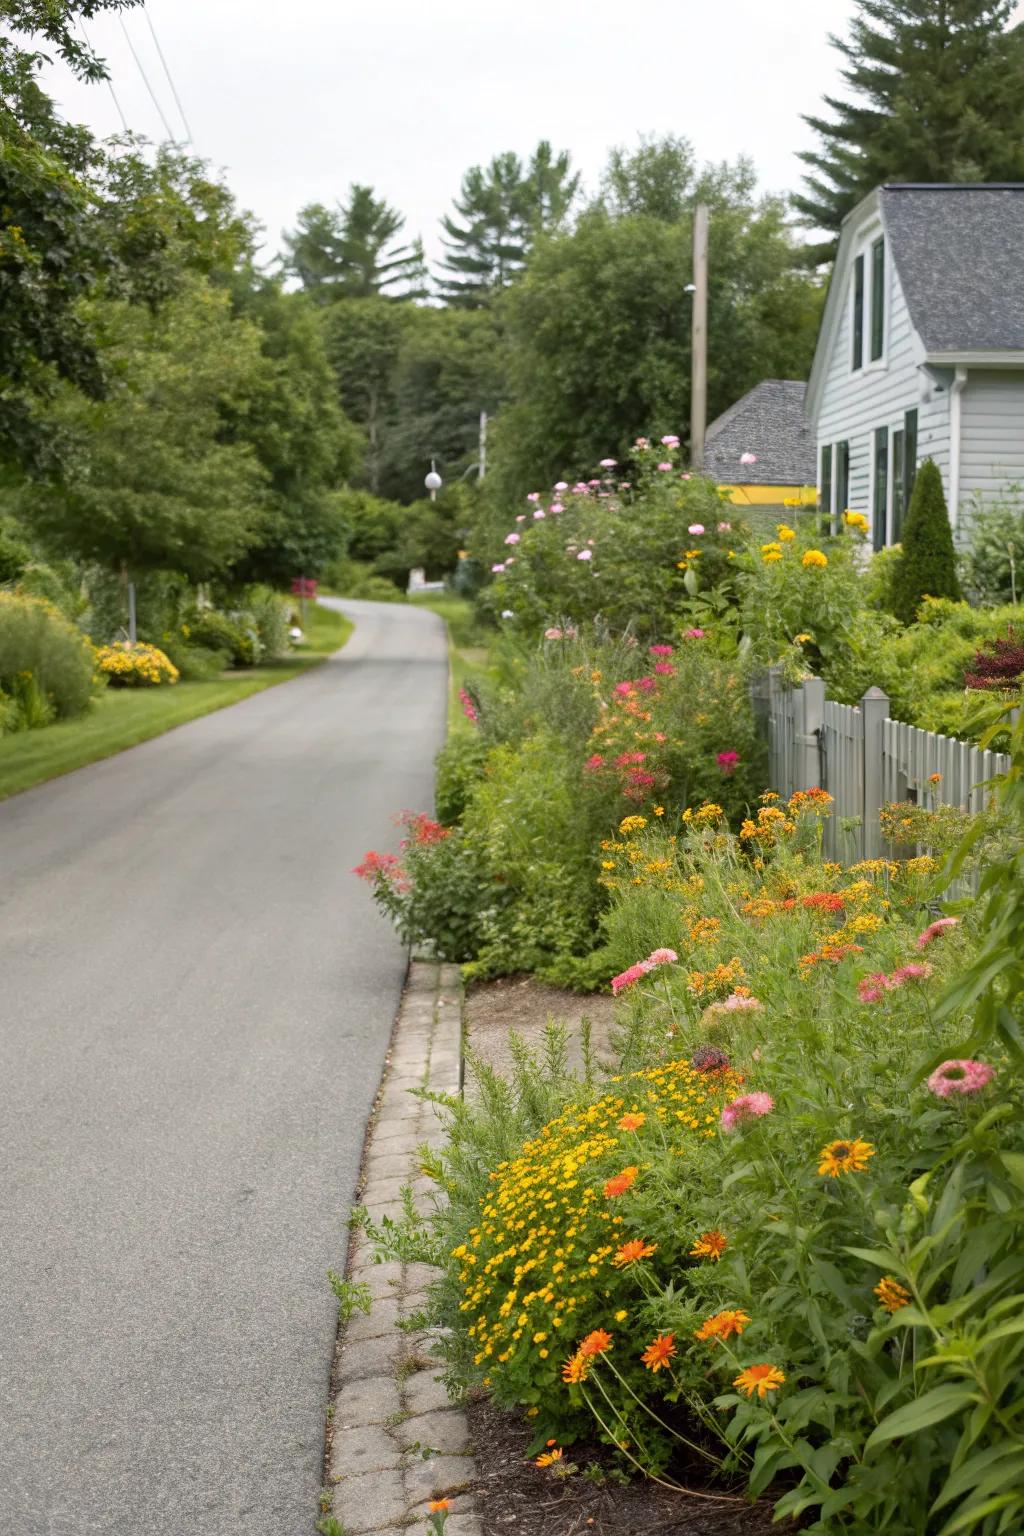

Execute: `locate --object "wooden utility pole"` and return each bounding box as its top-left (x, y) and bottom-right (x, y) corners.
top-left (690, 203), bottom-right (709, 471)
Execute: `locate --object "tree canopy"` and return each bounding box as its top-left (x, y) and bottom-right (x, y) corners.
top-left (282, 186), bottom-right (427, 300)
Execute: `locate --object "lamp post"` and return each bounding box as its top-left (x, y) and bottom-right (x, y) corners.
top-left (425, 460), bottom-right (442, 502)
top-left (689, 203), bottom-right (709, 472)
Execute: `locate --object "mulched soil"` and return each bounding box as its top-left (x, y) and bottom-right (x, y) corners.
top-left (467, 1397), bottom-right (782, 1536)
top-left (465, 975), bottom-right (617, 1082)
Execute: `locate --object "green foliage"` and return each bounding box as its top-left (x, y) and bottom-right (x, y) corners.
top-left (962, 488), bottom-right (1024, 605)
top-left (0, 590), bottom-right (95, 725)
top-left (282, 185), bottom-right (427, 300)
top-left (326, 1272), bottom-right (373, 1323)
top-left (737, 520), bottom-right (867, 674)
top-left (891, 461), bottom-right (963, 623)
top-left (796, 0), bottom-right (1024, 253)
top-left (862, 542), bottom-right (905, 614)
top-left (183, 609), bottom-right (259, 668)
top-left (0, 525), bottom-right (31, 585)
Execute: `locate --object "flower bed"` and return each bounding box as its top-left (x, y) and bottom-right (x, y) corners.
top-left (95, 641), bottom-right (179, 687)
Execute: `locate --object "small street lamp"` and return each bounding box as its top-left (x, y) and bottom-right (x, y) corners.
top-left (425, 460), bottom-right (442, 502)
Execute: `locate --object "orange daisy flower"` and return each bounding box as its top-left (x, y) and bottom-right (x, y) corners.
top-left (874, 1276), bottom-right (911, 1314)
top-left (561, 1351), bottom-right (590, 1384)
top-left (428, 1499), bottom-right (451, 1511)
top-left (535, 1448), bottom-right (563, 1467)
top-left (818, 1138), bottom-right (875, 1177)
top-left (612, 1239), bottom-right (658, 1268)
top-left (694, 1308), bottom-right (751, 1342)
top-left (689, 1230), bottom-right (728, 1261)
top-left (578, 1328), bottom-right (613, 1357)
top-left (617, 1112), bottom-right (646, 1131)
top-left (733, 1364), bottom-right (785, 1398)
top-left (603, 1165), bottom-right (640, 1198)
top-left (640, 1332), bottom-right (677, 1372)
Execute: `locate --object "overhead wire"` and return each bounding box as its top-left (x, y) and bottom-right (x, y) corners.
top-left (142, 5), bottom-right (195, 146)
top-left (118, 14), bottom-right (177, 142)
top-left (78, 16), bottom-right (131, 134)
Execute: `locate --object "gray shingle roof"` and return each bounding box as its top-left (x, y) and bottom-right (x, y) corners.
top-left (703, 379), bottom-right (815, 485)
top-left (881, 185), bottom-right (1024, 352)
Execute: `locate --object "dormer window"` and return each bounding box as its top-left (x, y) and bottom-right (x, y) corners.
top-left (870, 237), bottom-right (885, 360)
top-left (852, 255), bottom-right (864, 370)
top-left (851, 235), bottom-right (886, 371)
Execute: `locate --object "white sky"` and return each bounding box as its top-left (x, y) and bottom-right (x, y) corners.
top-left (39, 0), bottom-right (1024, 270)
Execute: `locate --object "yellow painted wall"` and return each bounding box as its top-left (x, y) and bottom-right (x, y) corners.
top-left (717, 483), bottom-right (817, 507)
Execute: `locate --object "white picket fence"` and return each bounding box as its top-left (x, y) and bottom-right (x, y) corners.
top-left (752, 668), bottom-right (1010, 861)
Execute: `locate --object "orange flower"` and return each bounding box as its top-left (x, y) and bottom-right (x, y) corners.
top-left (733, 1364), bottom-right (785, 1398)
top-left (603, 1165), bottom-right (639, 1198)
top-left (562, 1351), bottom-right (590, 1384)
top-left (694, 1308), bottom-right (751, 1343)
top-left (428, 1498), bottom-right (451, 1511)
top-left (690, 1229), bottom-right (728, 1262)
top-left (641, 1333), bottom-right (677, 1372)
top-left (818, 1138), bottom-right (875, 1177)
top-left (874, 1276), bottom-right (912, 1314)
top-left (617, 1112), bottom-right (646, 1131)
top-left (578, 1328), bottom-right (614, 1357)
top-left (612, 1239), bottom-right (658, 1268)
top-left (536, 1448), bottom-right (564, 1467)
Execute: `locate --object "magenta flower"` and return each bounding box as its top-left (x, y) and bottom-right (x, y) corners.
top-left (636, 676), bottom-right (657, 692)
top-left (684, 627), bottom-right (706, 640)
top-left (584, 753), bottom-right (605, 771)
top-left (891, 962), bottom-right (934, 985)
top-left (649, 644), bottom-right (674, 656)
top-left (717, 750), bottom-right (740, 774)
top-left (577, 549), bottom-right (593, 561)
top-left (491, 562), bottom-right (505, 574)
top-left (459, 687), bottom-right (478, 723)
top-left (614, 751), bottom-right (645, 766)
top-left (611, 961), bottom-right (652, 995)
top-left (544, 627), bottom-right (563, 640)
top-left (721, 1092), bottom-right (774, 1131)
top-left (647, 947), bottom-right (678, 966)
top-left (614, 681), bottom-right (634, 697)
top-left (740, 452), bottom-right (757, 466)
top-left (688, 523), bottom-right (705, 535)
top-left (653, 661), bottom-right (675, 675)
top-left (917, 917), bottom-right (959, 950)
top-left (857, 973), bottom-right (892, 1004)
top-left (927, 1059), bottom-right (995, 1099)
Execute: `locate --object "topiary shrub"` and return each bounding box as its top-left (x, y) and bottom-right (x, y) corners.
top-left (0, 591), bottom-right (96, 724)
top-left (891, 459), bottom-right (962, 623)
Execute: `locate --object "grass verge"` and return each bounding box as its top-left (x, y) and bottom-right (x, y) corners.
top-left (408, 593), bottom-right (494, 733)
top-left (0, 603), bottom-right (353, 802)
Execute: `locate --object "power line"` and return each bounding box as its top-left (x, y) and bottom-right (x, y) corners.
top-left (142, 5), bottom-right (195, 146)
top-left (78, 17), bottom-right (131, 135)
top-left (118, 15), bottom-right (176, 143)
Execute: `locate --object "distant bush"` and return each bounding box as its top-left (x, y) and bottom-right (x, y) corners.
top-left (183, 609), bottom-right (259, 667)
top-left (0, 591), bottom-right (96, 727)
top-left (95, 642), bottom-right (179, 687)
top-left (891, 458), bottom-right (962, 622)
top-left (962, 487), bottom-right (1024, 604)
top-left (244, 586), bottom-right (289, 657)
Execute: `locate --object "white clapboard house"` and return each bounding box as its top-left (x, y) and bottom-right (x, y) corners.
top-left (806, 183), bottom-right (1024, 548)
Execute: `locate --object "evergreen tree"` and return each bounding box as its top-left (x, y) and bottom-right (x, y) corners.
top-left (438, 141), bottom-right (578, 307)
top-left (891, 458), bottom-right (963, 623)
top-left (282, 186), bottom-right (427, 300)
top-left (796, 1), bottom-right (1024, 255)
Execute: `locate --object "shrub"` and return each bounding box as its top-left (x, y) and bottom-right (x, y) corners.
top-left (244, 585), bottom-right (290, 658)
top-left (891, 458), bottom-right (962, 623)
top-left (0, 525), bottom-right (30, 585)
top-left (963, 629), bottom-right (1024, 692)
top-left (354, 814), bottom-right (490, 963)
top-left (0, 591), bottom-right (96, 723)
top-left (95, 642), bottom-right (179, 687)
top-left (736, 515), bottom-right (866, 673)
top-left (183, 609), bottom-right (259, 667)
top-left (861, 541), bottom-right (904, 614)
top-left (962, 487), bottom-right (1024, 604)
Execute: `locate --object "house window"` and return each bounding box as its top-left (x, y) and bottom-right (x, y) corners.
top-left (873, 427), bottom-right (888, 550)
top-left (892, 429), bottom-right (905, 541)
top-left (903, 407), bottom-right (918, 508)
top-left (819, 443), bottom-right (833, 530)
top-left (835, 440), bottom-right (850, 532)
top-left (870, 238), bottom-right (885, 361)
top-left (852, 255), bottom-right (864, 371)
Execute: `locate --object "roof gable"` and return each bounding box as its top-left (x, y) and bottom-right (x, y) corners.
top-left (704, 379), bottom-right (815, 485)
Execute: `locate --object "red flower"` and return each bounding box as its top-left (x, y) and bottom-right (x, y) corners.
top-left (717, 751), bottom-right (740, 774)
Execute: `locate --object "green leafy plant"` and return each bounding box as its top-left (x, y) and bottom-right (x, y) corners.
top-left (891, 459), bottom-right (962, 624)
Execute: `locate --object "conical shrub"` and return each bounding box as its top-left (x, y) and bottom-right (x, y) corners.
top-left (891, 458), bottom-right (962, 624)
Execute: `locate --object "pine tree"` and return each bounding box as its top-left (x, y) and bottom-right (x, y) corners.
top-left (438, 141), bottom-right (578, 308)
top-left (282, 185), bottom-right (427, 300)
top-left (891, 458), bottom-right (963, 622)
top-left (795, 1), bottom-right (1024, 255)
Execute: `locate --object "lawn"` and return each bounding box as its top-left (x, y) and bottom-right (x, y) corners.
top-left (0, 603), bottom-right (352, 801)
top-left (408, 593), bottom-right (494, 732)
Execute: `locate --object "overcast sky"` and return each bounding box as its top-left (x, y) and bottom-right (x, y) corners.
top-left (40, 0), bottom-right (1024, 271)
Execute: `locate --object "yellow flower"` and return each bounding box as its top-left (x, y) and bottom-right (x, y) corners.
top-left (802, 549), bottom-right (828, 569)
top-left (762, 550), bottom-right (783, 563)
top-left (794, 632), bottom-right (812, 645)
top-left (818, 1138), bottom-right (875, 1177)
top-left (776, 524), bottom-right (796, 541)
top-left (843, 510), bottom-right (869, 533)
top-left (618, 815), bottom-right (647, 835)
top-left (874, 1276), bottom-right (911, 1314)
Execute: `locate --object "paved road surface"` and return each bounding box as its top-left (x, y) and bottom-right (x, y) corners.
top-left (0, 599), bottom-right (447, 1535)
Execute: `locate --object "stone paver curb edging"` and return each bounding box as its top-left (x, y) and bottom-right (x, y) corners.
top-left (323, 961), bottom-right (482, 1535)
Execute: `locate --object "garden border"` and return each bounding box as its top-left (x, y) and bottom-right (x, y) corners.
top-left (322, 960), bottom-right (482, 1536)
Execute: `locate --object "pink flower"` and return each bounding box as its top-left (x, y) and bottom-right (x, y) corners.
top-left (353, 850), bottom-right (405, 885)
top-left (553, 480), bottom-right (568, 491)
top-left (599, 459), bottom-right (617, 468)
top-left (657, 462), bottom-right (672, 471)
top-left (636, 676), bottom-right (657, 692)
top-left (647, 948), bottom-right (678, 966)
top-left (527, 492), bottom-right (540, 502)
top-left (577, 549), bottom-right (593, 561)
top-left (891, 962), bottom-right (934, 985)
top-left (533, 509), bottom-right (546, 519)
top-left (505, 533), bottom-right (520, 545)
top-left (614, 681), bottom-right (634, 697)
top-left (684, 627), bottom-right (706, 640)
top-left (717, 521), bottom-right (732, 532)
top-left (614, 751), bottom-right (645, 766)
top-left (917, 917), bottom-right (959, 950)
top-left (688, 523), bottom-right (705, 535)
top-left (660, 434), bottom-right (680, 447)
top-left (927, 1059), bottom-right (995, 1099)
top-left (857, 973), bottom-right (892, 1005)
top-left (653, 661), bottom-right (674, 675)
top-left (584, 753), bottom-right (605, 771)
top-left (721, 1092), bottom-right (774, 1131)
top-left (634, 437), bottom-right (650, 449)
top-left (612, 961), bottom-right (652, 995)
top-left (515, 514), bottom-right (525, 523)
top-left (723, 993), bottom-right (762, 1012)
top-left (544, 627), bottom-right (563, 640)
top-left (717, 750), bottom-right (740, 774)
top-left (550, 502), bottom-right (564, 514)
top-left (491, 563), bottom-right (505, 573)
top-left (740, 452), bottom-right (757, 466)
top-left (649, 644), bottom-right (674, 656)
top-left (459, 687), bottom-right (478, 724)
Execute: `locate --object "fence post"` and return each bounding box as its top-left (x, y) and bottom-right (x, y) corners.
top-left (797, 676), bottom-right (826, 790)
top-left (861, 686), bottom-right (890, 858)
